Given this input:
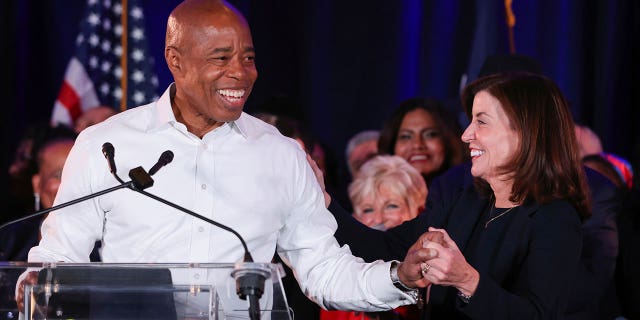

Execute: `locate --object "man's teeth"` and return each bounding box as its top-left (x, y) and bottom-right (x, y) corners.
top-left (217, 89), bottom-right (245, 98)
top-left (470, 150), bottom-right (484, 157)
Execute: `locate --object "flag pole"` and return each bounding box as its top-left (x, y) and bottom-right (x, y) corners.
top-left (504, 0), bottom-right (516, 54)
top-left (120, 0), bottom-right (129, 112)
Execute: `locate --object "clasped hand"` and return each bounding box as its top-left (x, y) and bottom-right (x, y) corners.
top-left (397, 227), bottom-right (479, 297)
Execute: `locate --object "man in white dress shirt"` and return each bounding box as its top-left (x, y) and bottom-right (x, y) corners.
top-left (17, 0), bottom-right (435, 314)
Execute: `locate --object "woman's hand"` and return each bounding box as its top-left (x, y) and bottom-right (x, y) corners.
top-left (420, 227), bottom-right (480, 297)
top-left (397, 231), bottom-right (446, 288)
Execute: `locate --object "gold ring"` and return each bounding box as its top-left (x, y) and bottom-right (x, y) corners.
top-left (421, 263), bottom-right (431, 276)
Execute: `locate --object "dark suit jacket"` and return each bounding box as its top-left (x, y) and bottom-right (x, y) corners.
top-left (0, 217), bottom-right (102, 262)
top-left (565, 167), bottom-right (621, 319)
top-left (332, 163), bottom-right (585, 319)
top-left (614, 184), bottom-right (640, 319)
top-left (0, 217), bottom-right (41, 262)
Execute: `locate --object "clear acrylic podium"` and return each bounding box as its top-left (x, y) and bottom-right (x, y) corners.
top-left (0, 262), bottom-right (293, 320)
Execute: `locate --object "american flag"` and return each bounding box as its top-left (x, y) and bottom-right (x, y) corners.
top-left (51, 0), bottom-right (159, 126)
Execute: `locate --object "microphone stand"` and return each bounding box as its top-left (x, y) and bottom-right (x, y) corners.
top-left (125, 167), bottom-right (268, 320)
top-left (0, 182), bottom-right (134, 231)
top-left (105, 143), bottom-right (268, 320)
top-left (2, 152), bottom-right (269, 319)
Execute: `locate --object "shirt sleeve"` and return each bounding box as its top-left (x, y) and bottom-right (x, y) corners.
top-left (28, 134), bottom-right (106, 263)
top-left (275, 147), bottom-right (416, 311)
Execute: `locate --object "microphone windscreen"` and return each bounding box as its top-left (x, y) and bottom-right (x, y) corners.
top-left (160, 150), bottom-right (174, 165)
top-left (102, 142), bottom-right (114, 157)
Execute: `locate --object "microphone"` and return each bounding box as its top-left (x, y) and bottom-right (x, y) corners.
top-left (5, 141), bottom-right (265, 319)
top-left (0, 143), bottom-right (154, 232)
top-left (148, 150), bottom-right (174, 176)
top-left (101, 144), bottom-right (254, 262)
top-left (114, 153), bottom-right (267, 319)
top-left (102, 142), bottom-right (124, 184)
top-left (0, 143), bottom-right (157, 232)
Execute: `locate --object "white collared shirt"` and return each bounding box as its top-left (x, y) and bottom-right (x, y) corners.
top-left (27, 84), bottom-right (415, 311)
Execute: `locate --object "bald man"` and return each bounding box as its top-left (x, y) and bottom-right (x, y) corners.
top-left (17, 0), bottom-right (432, 316)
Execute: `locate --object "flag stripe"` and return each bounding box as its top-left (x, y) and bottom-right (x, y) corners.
top-left (57, 81), bottom-right (83, 122)
top-left (51, 0), bottom-right (158, 126)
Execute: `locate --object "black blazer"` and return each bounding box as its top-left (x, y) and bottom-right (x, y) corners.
top-left (565, 167), bottom-right (621, 319)
top-left (332, 163), bottom-right (584, 319)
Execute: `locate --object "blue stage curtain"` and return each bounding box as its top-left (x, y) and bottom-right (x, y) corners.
top-left (3, 0), bottom-right (639, 194)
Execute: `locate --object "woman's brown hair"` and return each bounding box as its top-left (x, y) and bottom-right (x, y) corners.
top-left (462, 72), bottom-right (591, 219)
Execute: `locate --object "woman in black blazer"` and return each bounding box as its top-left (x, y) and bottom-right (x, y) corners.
top-left (320, 73), bottom-right (590, 319)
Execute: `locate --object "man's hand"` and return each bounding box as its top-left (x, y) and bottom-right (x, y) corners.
top-left (408, 230), bottom-right (447, 253)
top-left (396, 229), bottom-right (448, 288)
top-left (16, 271), bottom-right (39, 313)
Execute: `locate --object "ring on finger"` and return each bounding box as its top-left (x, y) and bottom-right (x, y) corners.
top-left (421, 263), bottom-right (431, 276)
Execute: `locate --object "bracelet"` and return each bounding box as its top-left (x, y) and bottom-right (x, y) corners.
top-left (389, 261), bottom-right (421, 306)
top-left (389, 261), bottom-right (414, 292)
top-left (457, 290), bottom-right (473, 304)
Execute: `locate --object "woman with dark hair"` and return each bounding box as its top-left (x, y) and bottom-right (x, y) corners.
top-left (458, 73), bottom-right (590, 217)
top-left (377, 98), bottom-right (466, 185)
top-left (318, 72), bottom-right (590, 319)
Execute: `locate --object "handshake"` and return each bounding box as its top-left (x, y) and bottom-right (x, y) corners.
top-left (397, 227), bottom-right (479, 299)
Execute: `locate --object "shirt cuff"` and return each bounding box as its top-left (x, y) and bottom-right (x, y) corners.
top-left (370, 261), bottom-right (418, 307)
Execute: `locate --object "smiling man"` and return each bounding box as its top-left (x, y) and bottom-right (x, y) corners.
top-left (17, 0), bottom-right (433, 316)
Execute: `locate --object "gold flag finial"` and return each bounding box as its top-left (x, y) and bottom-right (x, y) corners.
top-left (504, 0), bottom-right (516, 53)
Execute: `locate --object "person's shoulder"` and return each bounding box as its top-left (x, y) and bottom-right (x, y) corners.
top-left (531, 199), bottom-right (581, 226)
top-left (238, 112), bottom-right (281, 135)
top-left (236, 113), bottom-right (303, 150)
top-left (584, 165), bottom-right (618, 193)
top-left (527, 200), bottom-right (582, 250)
top-left (424, 162), bottom-right (474, 212)
top-left (441, 162), bottom-right (472, 180)
top-left (537, 199), bottom-right (577, 212)
top-left (431, 162), bottom-right (473, 189)
top-left (80, 104), bottom-right (154, 137)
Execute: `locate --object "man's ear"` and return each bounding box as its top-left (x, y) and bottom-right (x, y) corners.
top-left (165, 46), bottom-right (182, 74)
top-left (31, 174), bottom-right (41, 194)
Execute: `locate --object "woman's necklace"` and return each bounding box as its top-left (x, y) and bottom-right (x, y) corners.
top-left (485, 199), bottom-right (518, 228)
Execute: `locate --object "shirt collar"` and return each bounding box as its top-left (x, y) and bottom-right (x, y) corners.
top-left (147, 84), bottom-right (178, 133)
top-left (148, 83), bottom-right (252, 140)
top-left (231, 113), bottom-right (252, 140)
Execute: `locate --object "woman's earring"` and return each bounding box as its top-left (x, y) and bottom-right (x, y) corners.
top-left (34, 192), bottom-right (40, 211)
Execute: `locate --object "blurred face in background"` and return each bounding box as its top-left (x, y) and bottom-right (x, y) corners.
top-left (31, 140), bottom-right (74, 209)
top-left (74, 106), bottom-right (117, 133)
top-left (352, 184), bottom-right (414, 230)
top-left (348, 139), bottom-right (378, 177)
top-left (393, 109), bottom-right (446, 177)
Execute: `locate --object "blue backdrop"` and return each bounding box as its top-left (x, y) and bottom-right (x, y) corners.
top-left (2, 0), bottom-right (639, 195)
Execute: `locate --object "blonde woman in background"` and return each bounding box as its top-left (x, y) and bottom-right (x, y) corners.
top-left (320, 155), bottom-right (427, 320)
top-left (349, 155), bottom-right (428, 231)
